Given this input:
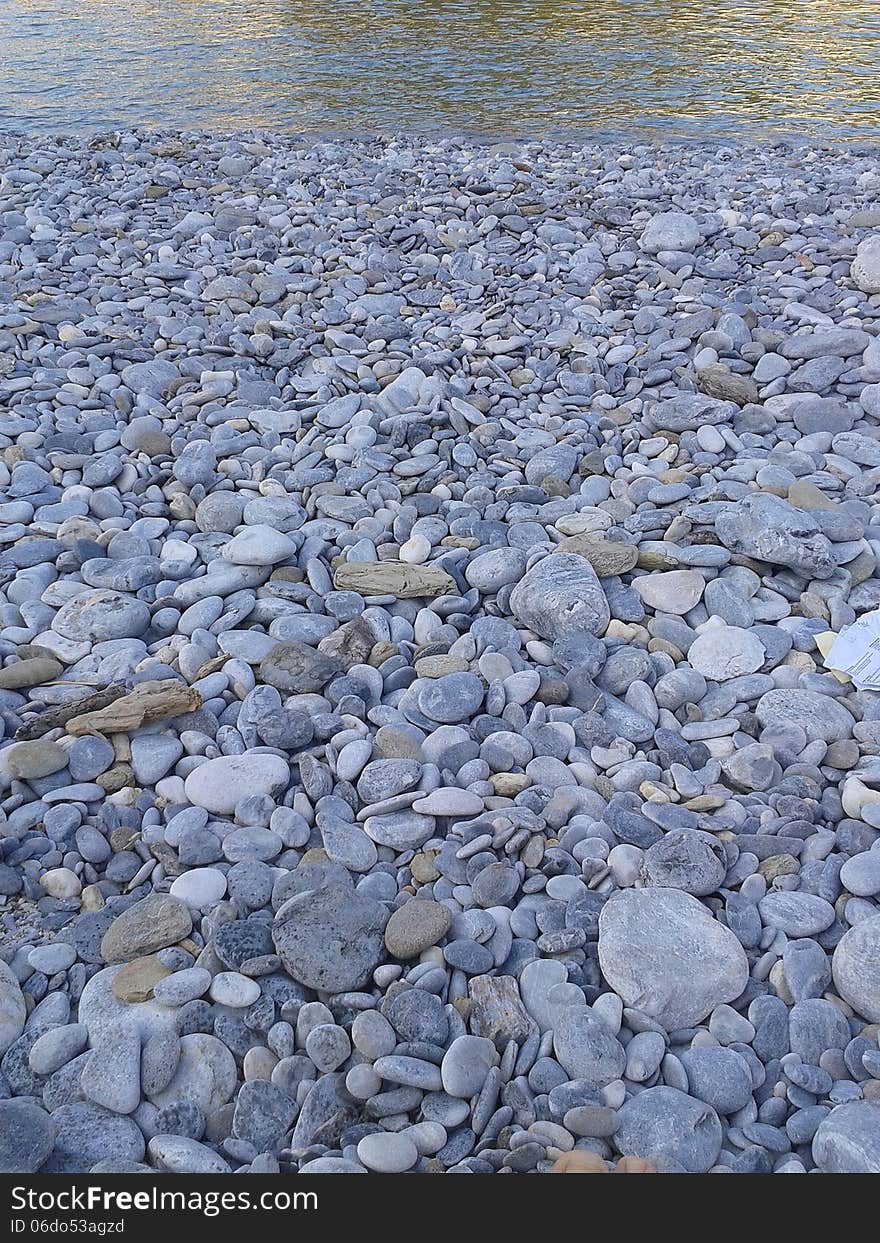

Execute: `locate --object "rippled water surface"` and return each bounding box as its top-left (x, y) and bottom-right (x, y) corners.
top-left (1, 0), bottom-right (879, 138)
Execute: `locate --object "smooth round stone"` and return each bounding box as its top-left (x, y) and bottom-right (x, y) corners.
top-left (148, 1034), bottom-right (237, 1113)
top-left (510, 553), bottom-right (610, 641)
top-left (0, 1098), bottom-right (55, 1172)
top-left (812, 1102), bottom-right (880, 1173)
top-left (832, 915), bottom-right (880, 1022)
top-left (641, 211), bottom-right (701, 253)
top-left (184, 754), bottom-right (288, 814)
top-left (687, 626), bottom-right (765, 680)
top-left (356, 1132), bottom-right (419, 1173)
top-left (149, 1135), bottom-right (231, 1174)
top-left (597, 888), bottom-right (749, 1030)
top-left (758, 891), bottom-right (836, 937)
top-left (305, 1024), bottom-right (351, 1072)
top-left (209, 972), bottom-right (261, 1007)
top-left (466, 547), bottom-right (528, 592)
top-left (40, 868), bottom-right (82, 899)
top-left (4, 740), bottom-right (68, 779)
top-left (272, 883), bottom-right (385, 992)
top-left (43, 1102), bottom-right (146, 1173)
top-left (615, 1087), bottom-right (722, 1173)
top-left (52, 590), bottom-right (151, 642)
top-left (680, 1046), bottom-right (755, 1115)
top-left (28, 943), bottom-right (77, 974)
top-left (170, 867), bottom-right (228, 908)
top-left (153, 967), bottom-right (212, 1007)
top-left (419, 672), bottom-right (485, 723)
top-left (632, 570), bottom-right (704, 615)
top-left (411, 788), bottom-right (484, 817)
top-left (299, 1157), bottom-right (367, 1173)
top-left (384, 899), bottom-right (452, 959)
top-left (553, 1008), bottom-right (626, 1085)
top-left (351, 1010), bottom-right (397, 1059)
top-left (221, 525), bottom-right (296, 565)
top-left (840, 851), bottom-right (880, 898)
top-left (441, 1035), bottom-right (499, 1098)
top-left (110, 955), bottom-right (172, 1003)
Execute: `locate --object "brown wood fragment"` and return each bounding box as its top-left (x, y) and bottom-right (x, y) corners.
top-left (65, 680), bottom-right (201, 736)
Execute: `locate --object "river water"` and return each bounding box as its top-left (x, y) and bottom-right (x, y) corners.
top-left (1, 0), bottom-right (878, 139)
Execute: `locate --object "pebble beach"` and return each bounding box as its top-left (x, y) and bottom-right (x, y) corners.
top-left (2, 130), bottom-right (880, 1174)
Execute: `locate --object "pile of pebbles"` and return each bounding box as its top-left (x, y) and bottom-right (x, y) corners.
top-left (2, 130), bottom-right (880, 1175)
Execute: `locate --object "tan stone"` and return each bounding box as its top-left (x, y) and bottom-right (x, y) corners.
top-left (556, 537), bottom-right (638, 577)
top-left (758, 854), bottom-right (800, 882)
top-left (111, 955), bottom-right (172, 1003)
top-left (414, 655), bottom-right (469, 679)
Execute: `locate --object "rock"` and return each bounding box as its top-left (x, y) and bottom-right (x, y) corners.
top-left (632, 570), bottom-right (704, 615)
top-left (222, 525), bottom-right (297, 565)
top-left (0, 656), bottom-right (63, 689)
top-left (556, 537), bottom-right (638, 577)
top-left (597, 888), bottom-right (749, 1029)
top-left (852, 235), bottom-right (880, 294)
top-left (642, 829), bottom-right (727, 896)
top-left (43, 1102), bottom-right (146, 1173)
top-left (832, 914), bottom-right (880, 1022)
top-left (111, 955), bottom-right (172, 1003)
top-left (467, 975), bottom-right (532, 1049)
top-left (233, 1080), bottom-right (297, 1150)
top-left (0, 959), bottom-right (27, 1056)
top-left (384, 899), bottom-right (451, 958)
top-left (52, 590), bottom-right (151, 642)
top-left (680, 1047), bottom-right (755, 1115)
top-left (4, 740), bottom-right (67, 778)
top-left (184, 753), bottom-right (289, 814)
top-left (716, 493), bottom-right (836, 579)
top-left (641, 211), bottom-right (701, 253)
top-left (357, 1131), bottom-right (419, 1172)
top-left (687, 626), bottom-right (765, 680)
top-left (510, 553), bottom-right (610, 641)
top-left (441, 1035), bottom-right (499, 1098)
top-left (615, 1087), bottom-right (722, 1172)
top-left (80, 1019), bottom-right (141, 1114)
top-left (259, 641), bottom-right (342, 694)
top-left (148, 1033), bottom-right (237, 1113)
top-left (100, 894), bottom-right (193, 963)
top-left (813, 1102), bottom-right (880, 1173)
top-left (0, 1098), bottom-right (55, 1172)
top-left (149, 1136), bottom-right (231, 1174)
top-left (553, 1007), bottom-right (626, 1084)
top-left (696, 363), bottom-right (758, 406)
top-left (272, 883), bottom-right (385, 992)
top-left (755, 689), bottom-right (854, 743)
top-left (170, 867), bottom-right (228, 908)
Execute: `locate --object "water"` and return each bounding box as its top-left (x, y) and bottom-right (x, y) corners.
top-left (1, 0), bottom-right (878, 140)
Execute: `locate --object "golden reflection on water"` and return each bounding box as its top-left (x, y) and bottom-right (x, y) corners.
top-left (1, 0), bottom-right (879, 136)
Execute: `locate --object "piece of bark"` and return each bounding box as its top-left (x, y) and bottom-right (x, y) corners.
top-left (15, 683), bottom-right (127, 740)
top-left (65, 680), bottom-right (202, 736)
top-left (333, 561), bottom-right (456, 598)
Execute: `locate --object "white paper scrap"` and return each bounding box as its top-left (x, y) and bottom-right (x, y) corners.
top-left (823, 611), bottom-right (880, 689)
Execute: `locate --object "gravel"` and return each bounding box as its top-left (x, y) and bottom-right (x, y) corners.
top-left (2, 131), bottom-right (880, 1174)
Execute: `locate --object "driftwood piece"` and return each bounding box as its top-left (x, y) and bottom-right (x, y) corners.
top-left (65, 680), bottom-right (202, 736)
top-left (15, 683), bottom-right (128, 740)
top-left (333, 561), bottom-right (456, 598)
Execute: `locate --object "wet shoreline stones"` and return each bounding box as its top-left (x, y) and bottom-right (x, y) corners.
top-left (2, 131), bottom-right (880, 1174)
